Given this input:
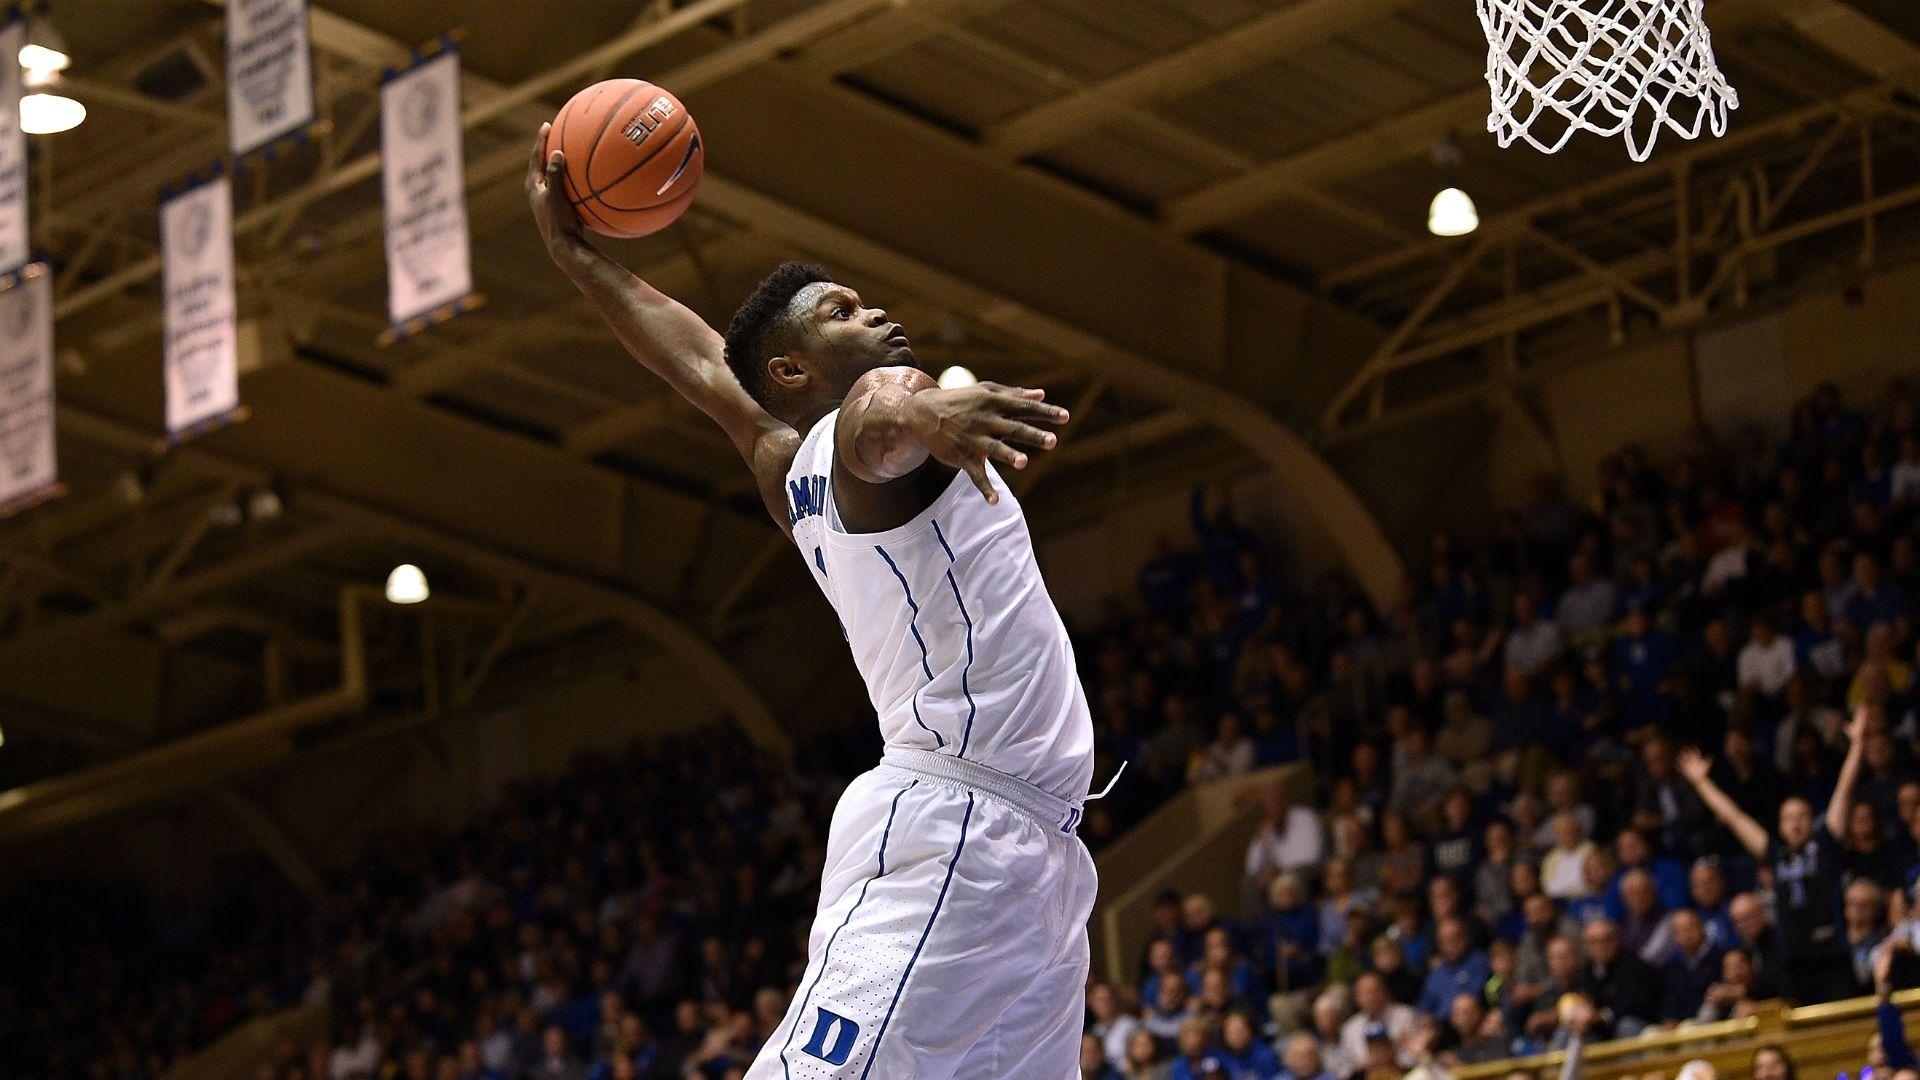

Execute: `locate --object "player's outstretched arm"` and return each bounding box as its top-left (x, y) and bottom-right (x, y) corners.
top-left (834, 367), bottom-right (1066, 531)
top-left (527, 124), bottom-right (788, 467)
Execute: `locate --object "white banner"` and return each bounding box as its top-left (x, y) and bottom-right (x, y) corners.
top-left (161, 177), bottom-right (240, 435)
top-left (0, 20), bottom-right (28, 273)
top-left (0, 270), bottom-right (56, 509)
top-left (225, 0), bottom-right (315, 157)
top-left (382, 51), bottom-right (471, 327)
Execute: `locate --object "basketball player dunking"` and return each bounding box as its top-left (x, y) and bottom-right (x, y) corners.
top-left (528, 126), bottom-right (1100, 1077)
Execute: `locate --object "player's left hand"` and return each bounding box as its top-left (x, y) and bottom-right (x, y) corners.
top-left (903, 382), bottom-right (1068, 503)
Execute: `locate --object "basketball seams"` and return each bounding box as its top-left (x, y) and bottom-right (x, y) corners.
top-left (583, 107), bottom-right (693, 204)
top-left (584, 184), bottom-right (698, 238)
top-left (592, 126), bottom-right (702, 212)
top-left (582, 79), bottom-right (654, 193)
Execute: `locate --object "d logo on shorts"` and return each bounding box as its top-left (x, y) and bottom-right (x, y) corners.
top-left (801, 1007), bottom-right (860, 1066)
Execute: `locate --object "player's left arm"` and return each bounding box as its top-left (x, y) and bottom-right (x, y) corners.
top-left (832, 367), bottom-right (1067, 532)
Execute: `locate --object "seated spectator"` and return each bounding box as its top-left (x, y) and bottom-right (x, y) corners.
top-left (1436, 992), bottom-right (1510, 1066)
top-left (1542, 813), bottom-right (1596, 900)
top-left (1505, 592), bottom-right (1565, 679)
top-left (1738, 618), bottom-right (1797, 704)
top-left (1143, 939), bottom-right (1187, 1011)
top-left (1843, 879), bottom-right (1889, 997)
top-left (1418, 918), bottom-right (1491, 1019)
top-left (1277, 1031), bottom-right (1335, 1080)
top-left (1369, 934), bottom-right (1423, 1006)
top-left (1429, 789), bottom-right (1481, 884)
top-left (1317, 859), bottom-right (1373, 953)
top-left (1375, 812), bottom-right (1429, 900)
top-left (1658, 909), bottom-right (1723, 1022)
top-left (1522, 935), bottom-right (1586, 1041)
top-left (1215, 1011), bottom-right (1279, 1080)
top-left (1192, 927), bottom-right (1263, 1013)
top-left (1084, 1032), bottom-right (1125, 1080)
top-left (1513, 893), bottom-right (1576, 997)
top-left (1196, 966), bottom-right (1255, 1026)
top-left (1194, 713), bottom-right (1256, 784)
top-left (1124, 1027), bottom-right (1175, 1080)
top-left (1614, 869), bottom-right (1671, 962)
top-left (1697, 947), bottom-right (1761, 1022)
top-left (1340, 973), bottom-right (1418, 1070)
top-left (1577, 917), bottom-right (1660, 1037)
top-left (1170, 1017), bottom-right (1223, 1080)
top-left (1308, 988), bottom-right (1357, 1079)
top-left (1144, 975), bottom-right (1196, 1043)
top-left (1631, 738), bottom-right (1711, 859)
top-left (1567, 849), bottom-right (1616, 925)
top-left (1387, 728), bottom-right (1457, 828)
top-left (1435, 693), bottom-right (1494, 787)
top-left (1476, 820), bottom-right (1522, 929)
top-left (1750, 1044), bottom-right (1797, 1080)
top-left (1089, 982), bottom-right (1143, 1073)
top-left (1609, 828), bottom-right (1690, 913)
top-left (1244, 785), bottom-right (1326, 894)
top-left (1261, 874), bottom-right (1321, 993)
top-left (1557, 554), bottom-right (1618, 640)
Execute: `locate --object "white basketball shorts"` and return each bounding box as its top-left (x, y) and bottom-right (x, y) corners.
top-left (745, 746), bottom-right (1098, 1080)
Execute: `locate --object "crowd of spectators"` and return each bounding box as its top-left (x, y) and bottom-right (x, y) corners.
top-left (1073, 379), bottom-right (1920, 1079)
top-left (3, 728), bottom-right (878, 1080)
top-left (10, 377), bottom-right (1920, 1080)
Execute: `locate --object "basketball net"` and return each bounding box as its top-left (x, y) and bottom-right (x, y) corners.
top-left (1477, 0), bottom-right (1738, 162)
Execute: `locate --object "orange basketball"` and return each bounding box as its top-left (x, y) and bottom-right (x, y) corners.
top-left (546, 79), bottom-right (704, 239)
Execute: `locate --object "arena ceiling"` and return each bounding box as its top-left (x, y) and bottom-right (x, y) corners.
top-left (3, 0), bottom-right (1919, 856)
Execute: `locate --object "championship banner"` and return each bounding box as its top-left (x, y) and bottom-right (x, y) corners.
top-left (0, 18), bottom-right (29, 274)
top-left (382, 48), bottom-right (473, 334)
top-left (224, 0), bottom-right (316, 158)
top-left (160, 176), bottom-right (240, 437)
top-left (0, 268), bottom-right (58, 514)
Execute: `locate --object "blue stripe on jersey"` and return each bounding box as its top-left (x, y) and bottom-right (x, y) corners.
top-left (875, 544), bottom-right (944, 749)
top-left (780, 780), bottom-right (916, 1080)
top-left (930, 520), bottom-right (978, 759)
top-left (858, 791), bottom-right (975, 1080)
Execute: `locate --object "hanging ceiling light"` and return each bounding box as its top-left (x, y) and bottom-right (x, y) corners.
top-left (1428, 186), bottom-right (1480, 237)
top-left (19, 67), bottom-right (83, 135)
top-left (385, 563), bottom-right (430, 604)
top-left (18, 12), bottom-right (70, 74)
top-left (937, 365), bottom-right (977, 389)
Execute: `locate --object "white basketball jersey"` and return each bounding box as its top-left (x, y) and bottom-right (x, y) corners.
top-left (782, 410), bottom-right (1095, 802)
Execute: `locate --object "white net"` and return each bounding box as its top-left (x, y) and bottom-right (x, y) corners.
top-left (1477, 0), bottom-right (1739, 162)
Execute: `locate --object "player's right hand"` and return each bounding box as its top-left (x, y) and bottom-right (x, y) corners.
top-left (527, 123), bottom-right (588, 266)
top-left (904, 382), bottom-right (1068, 503)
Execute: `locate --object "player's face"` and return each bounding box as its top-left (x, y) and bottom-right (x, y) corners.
top-left (787, 282), bottom-right (919, 396)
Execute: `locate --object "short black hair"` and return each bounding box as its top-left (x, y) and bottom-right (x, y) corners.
top-left (724, 261), bottom-right (831, 406)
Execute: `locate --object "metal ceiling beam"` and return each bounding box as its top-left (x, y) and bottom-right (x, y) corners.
top-left (1321, 105), bottom-right (1920, 439)
top-left (1161, 0), bottom-right (1783, 238)
top-left (984, 0), bottom-right (1429, 162)
top-left (1327, 85), bottom-right (1888, 290)
top-left (52, 405), bottom-right (787, 755)
top-left (787, 0), bottom-right (1019, 79)
top-left (0, 586), bottom-right (372, 843)
top-left (1163, 89), bottom-right (1486, 236)
top-left (1777, 0), bottom-right (1920, 89)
